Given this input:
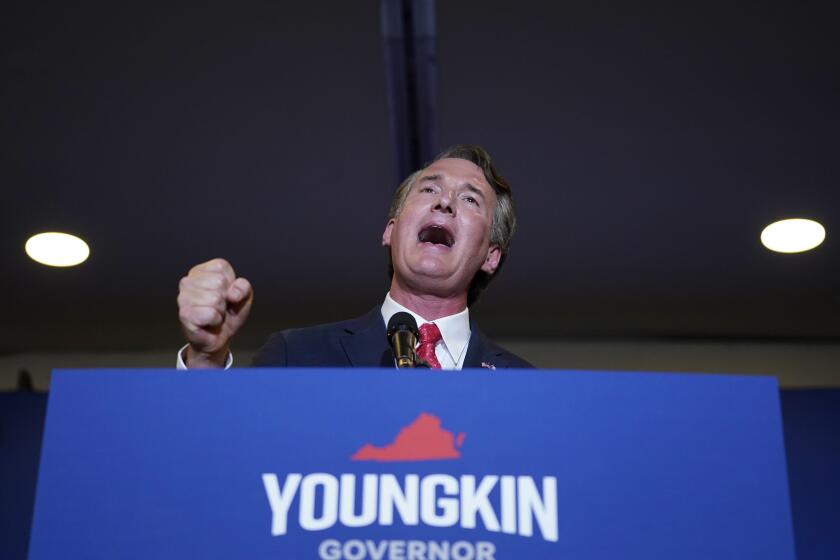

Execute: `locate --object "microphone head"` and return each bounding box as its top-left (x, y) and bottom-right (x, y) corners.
top-left (387, 312), bottom-right (419, 338)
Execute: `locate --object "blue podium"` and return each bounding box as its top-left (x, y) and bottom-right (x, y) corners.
top-left (29, 369), bottom-right (795, 559)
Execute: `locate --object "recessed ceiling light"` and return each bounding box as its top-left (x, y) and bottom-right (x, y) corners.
top-left (760, 218), bottom-right (825, 254)
top-left (25, 232), bottom-right (90, 267)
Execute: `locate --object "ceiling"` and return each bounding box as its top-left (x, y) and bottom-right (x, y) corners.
top-left (2, 0), bottom-right (838, 354)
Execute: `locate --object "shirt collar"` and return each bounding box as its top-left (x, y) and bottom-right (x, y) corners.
top-left (380, 292), bottom-right (471, 365)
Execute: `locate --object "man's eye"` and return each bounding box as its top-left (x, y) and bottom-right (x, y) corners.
top-left (463, 196), bottom-right (478, 205)
top-left (420, 186), bottom-right (435, 193)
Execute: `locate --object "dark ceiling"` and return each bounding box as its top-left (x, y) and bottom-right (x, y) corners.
top-left (2, 0), bottom-right (838, 354)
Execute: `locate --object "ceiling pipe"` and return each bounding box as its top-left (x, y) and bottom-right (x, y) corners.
top-left (380, 0), bottom-right (439, 185)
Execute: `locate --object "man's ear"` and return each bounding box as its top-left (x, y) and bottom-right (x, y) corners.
top-left (382, 219), bottom-right (395, 247)
top-left (481, 245), bottom-right (502, 275)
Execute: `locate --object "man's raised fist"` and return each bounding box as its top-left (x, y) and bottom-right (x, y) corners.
top-left (177, 258), bottom-right (253, 368)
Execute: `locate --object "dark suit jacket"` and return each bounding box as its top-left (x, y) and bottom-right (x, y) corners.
top-left (252, 306), bottom-right (534, 369)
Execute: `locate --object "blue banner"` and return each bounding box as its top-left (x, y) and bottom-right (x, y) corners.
top-left (30, 369), bottom-right (795, 559)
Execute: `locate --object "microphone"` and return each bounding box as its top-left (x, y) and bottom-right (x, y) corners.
top-left (387, 312), bottom-right (421, 368)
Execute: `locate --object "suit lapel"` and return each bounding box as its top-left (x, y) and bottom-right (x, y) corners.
top-left (339, 307), bottom-right (393, 367)
top-left (463, 324), bottom-right (503, 369)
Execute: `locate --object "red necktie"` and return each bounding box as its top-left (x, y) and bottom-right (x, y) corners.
top-left (416, 323), bottom-right (442, 369)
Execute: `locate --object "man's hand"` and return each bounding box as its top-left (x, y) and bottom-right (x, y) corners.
top-left (177, 258), bottom-right (253, 368)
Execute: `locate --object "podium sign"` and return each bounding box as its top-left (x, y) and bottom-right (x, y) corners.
top-left (30, 369), bottom-right (795, 559)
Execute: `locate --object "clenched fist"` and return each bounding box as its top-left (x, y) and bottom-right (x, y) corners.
top-left (177, 258), bottom-right (253, 368)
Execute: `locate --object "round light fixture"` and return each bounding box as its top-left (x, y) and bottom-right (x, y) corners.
top-left (25, 232), bottom-right (90, 267)
top-left (760, 218), bottom-right (825, 254)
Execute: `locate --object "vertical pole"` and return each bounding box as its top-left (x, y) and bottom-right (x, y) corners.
top-left (381, 0), bottom-right (438, 185)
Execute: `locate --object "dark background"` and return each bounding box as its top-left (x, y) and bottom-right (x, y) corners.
top-left (2, 0), bottom-right (837, 353)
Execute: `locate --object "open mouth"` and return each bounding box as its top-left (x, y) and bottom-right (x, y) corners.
top-left (418, 224), bottom-right (454, 248)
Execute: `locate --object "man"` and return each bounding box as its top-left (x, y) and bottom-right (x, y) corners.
top-left (176, 145), bottom-right (532, 369)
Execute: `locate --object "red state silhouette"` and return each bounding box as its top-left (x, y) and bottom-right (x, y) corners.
top-left (351, 412), bottom-right (466, 462)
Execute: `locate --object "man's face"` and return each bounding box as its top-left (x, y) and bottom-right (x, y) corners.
top-left (382, 158), bottom-right (501, 299)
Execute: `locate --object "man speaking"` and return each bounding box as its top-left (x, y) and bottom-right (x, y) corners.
top-left (176, 145), bottom-right (532, 370)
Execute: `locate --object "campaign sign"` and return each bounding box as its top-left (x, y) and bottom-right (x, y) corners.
top-left (29, 369), bottom-right (795, 559)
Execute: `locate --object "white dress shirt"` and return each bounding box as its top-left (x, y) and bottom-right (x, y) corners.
top-left (380, 292), bottom-right (471, 370)
top-left (177, 293), bottom-right (471, 370)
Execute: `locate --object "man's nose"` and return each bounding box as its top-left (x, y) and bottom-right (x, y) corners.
top-left (433, 190), bottom-right (455, 215)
